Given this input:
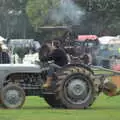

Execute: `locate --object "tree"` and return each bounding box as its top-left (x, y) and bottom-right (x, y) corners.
top-left (26, 0), bottom-right (86, 28)
top-left (26, 0), bottom-right (60, 30)
top-left (75, 0), bottom-right (120, 35)
top-left (26, 0), bottom-right (86, 41)
top-left (0, 0), bottom-right (34, 38)
top-left (26, 0), bottom-right (120, 38)
top-left (26, 0), bottom-right (63, 41)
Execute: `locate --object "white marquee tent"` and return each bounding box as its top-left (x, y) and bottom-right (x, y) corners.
top-left (0, 36), bottom-right (6, 43)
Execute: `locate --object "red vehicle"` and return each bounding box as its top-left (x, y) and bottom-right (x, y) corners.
top-left (73, 35), bottom-right (99, 65)
top-left (77, 35), bottom-right (98, 41)
top-left (74, 35), bottom-right (99, 49)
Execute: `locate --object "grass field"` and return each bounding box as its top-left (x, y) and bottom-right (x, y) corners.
top-left (0, 94), bottom-right (120, 120)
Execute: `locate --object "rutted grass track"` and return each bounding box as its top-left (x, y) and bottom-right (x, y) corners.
top-left (0, 94), bottom-right (120, 120)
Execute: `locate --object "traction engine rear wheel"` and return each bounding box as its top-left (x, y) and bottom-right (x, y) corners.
top-left (55, 65), bottom-right (97, 109)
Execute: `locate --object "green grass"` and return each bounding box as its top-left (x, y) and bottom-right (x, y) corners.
top-left (0, 94), bottom-right (120, 120)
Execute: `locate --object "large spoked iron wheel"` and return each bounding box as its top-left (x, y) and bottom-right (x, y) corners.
top-left (55, 65), bottom-right (97, 109)
top-left (1, 84), bottom-right (25, 109)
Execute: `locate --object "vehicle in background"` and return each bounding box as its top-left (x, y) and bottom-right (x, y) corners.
top-left (98, 36), bottom-right (120, 69)
top-left (73, 35), bottom-right (99, 65)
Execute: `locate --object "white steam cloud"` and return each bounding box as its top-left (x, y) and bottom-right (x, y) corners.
top-left (50, 0), bottom-right (85, 25)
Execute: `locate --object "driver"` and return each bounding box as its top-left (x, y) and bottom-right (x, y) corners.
top-left (42, 40), bottom-right (68, 88)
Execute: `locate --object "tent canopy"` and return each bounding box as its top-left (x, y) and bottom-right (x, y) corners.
top-left (98, 36), bottom-right (117, 44)
top-left (0, 36), bottom-right (5, 43)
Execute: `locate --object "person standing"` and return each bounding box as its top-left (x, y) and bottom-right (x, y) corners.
top-left (0, 44), bottom-right (10, 64)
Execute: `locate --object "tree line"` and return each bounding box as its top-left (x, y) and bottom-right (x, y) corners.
top-left (0, 0), bottom-right (120, 41)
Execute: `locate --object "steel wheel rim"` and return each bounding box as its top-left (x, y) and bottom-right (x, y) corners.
top-left (63, 75), bottom-right (92, 105)
top-left (3, 88), bottom-right (24, 108)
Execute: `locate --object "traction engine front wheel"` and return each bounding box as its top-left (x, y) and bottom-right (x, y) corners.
top-left (1, 84), bottom-right (25, 109)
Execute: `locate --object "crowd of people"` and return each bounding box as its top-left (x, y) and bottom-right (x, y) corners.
top-left (0, 38), bottom-right (92, 66)
top-left (0, 40), bottom-right (40, 64)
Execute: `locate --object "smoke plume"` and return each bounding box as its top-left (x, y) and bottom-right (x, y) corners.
top-left (50, 0), bottom-right (85, 25)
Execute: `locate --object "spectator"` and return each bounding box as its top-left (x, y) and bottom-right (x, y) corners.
top-left (101, 47), bottom-right (110, 68)
top-left (0, 44), bottom-right (10, 64)
top-left (11, 53), bottom-right (20, 64)
top-left (82, 49), bottom-right (92, 65)
top-left (82, 54), bottom-right (90, 65)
